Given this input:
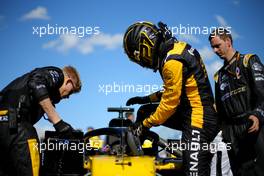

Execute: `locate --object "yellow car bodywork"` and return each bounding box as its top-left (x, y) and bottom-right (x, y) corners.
top-left (85, 155), bottom-right (156, 176)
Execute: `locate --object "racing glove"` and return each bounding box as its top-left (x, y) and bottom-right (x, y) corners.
top-left (54, 120), bottom-right (75, 139)
top-left (131, 121), bottom-right (149, 137)
top-left (126, 96), bottom-right (150, 106)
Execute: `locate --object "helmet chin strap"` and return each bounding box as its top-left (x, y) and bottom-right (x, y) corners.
top-left (152, 22), bottom-right (177, 72)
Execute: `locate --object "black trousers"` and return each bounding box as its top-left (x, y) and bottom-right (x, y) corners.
top-left (0, 121), bottom-right (40, 176)
top-left (137, 104), bottom-right (217, 176)
top-left (223, 122), bottom-right (264, 176)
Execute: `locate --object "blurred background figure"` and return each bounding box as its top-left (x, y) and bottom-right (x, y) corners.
top-left (210, 131), bottom-right (233, 176)
top-left (125, 112), bottom-right (135, 123)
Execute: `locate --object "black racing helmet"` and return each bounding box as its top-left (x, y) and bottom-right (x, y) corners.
top-left (123, 21), bottom-right (162, 69)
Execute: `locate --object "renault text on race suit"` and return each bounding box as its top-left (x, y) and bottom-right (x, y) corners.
top-left (190, 130), bottom-right (200, 176)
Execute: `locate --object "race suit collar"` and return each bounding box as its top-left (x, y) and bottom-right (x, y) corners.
top-left (224, 51), bottom-right (239, 66)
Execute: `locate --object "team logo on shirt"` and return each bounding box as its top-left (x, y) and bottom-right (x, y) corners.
top-left (220, 82), bottom-right (229, 91)
top-left (252, 62), bottom-right (263, 72)
top-left (236, 67), bottom-right (241, 79)
top-left (49, 70), bottom-right (60, 83)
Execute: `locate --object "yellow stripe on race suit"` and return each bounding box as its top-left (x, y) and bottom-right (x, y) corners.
top-left (185, 75), bottom-right (204, 129)
top-left (214, 71), bottom-right (219, 83)
top-left (167, 41), bottom-right (186, 56)
top-left (143, 60), bottom-right (183, 128)
top-left (27, 139), bottom-right (40, 176)
top-left (243, 54), bottom-right (253, 67)
top-left (0, 110), bottom-right (8, 116)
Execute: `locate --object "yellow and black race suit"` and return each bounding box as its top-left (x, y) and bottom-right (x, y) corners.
top-left (137, 41), bottom-right (218, 176)
top-left (214, 52), bottom-right (264, 176)
top-left (0, 66), bottom-right (64, 176)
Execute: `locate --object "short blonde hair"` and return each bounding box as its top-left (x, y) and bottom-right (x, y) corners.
top-left (63, 66), bottom-right (82, 93)
top-left (208, 28), bottom-right (233, 45)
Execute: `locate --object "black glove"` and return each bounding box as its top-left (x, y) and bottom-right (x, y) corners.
top-left (54, 120), bottom-right (74, 139)
top-left (126, 96), bottom-right (150, 106)
top-left (131, 121), bottom-right (149, 137)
